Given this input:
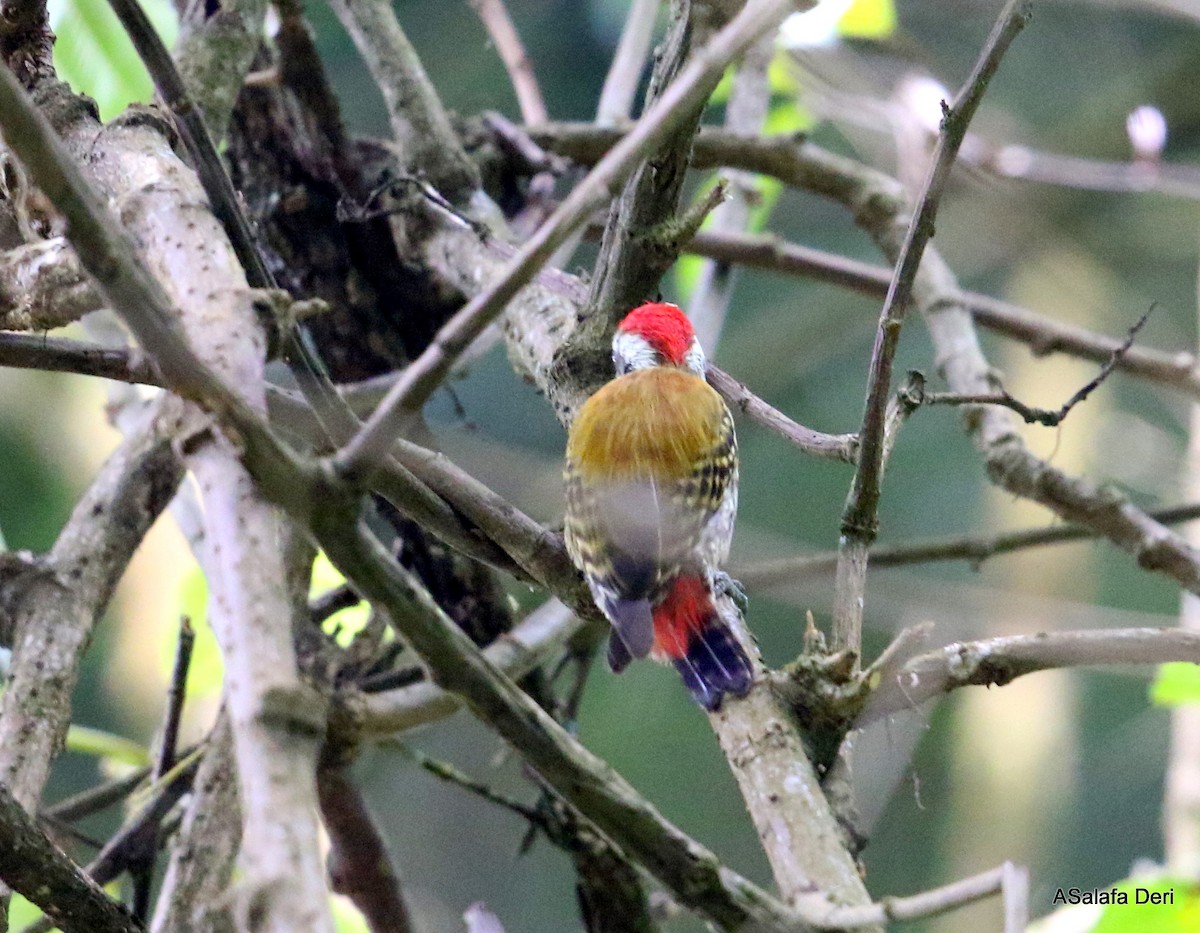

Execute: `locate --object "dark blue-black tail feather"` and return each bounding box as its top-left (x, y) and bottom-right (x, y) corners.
top-left (673, 625), bottom-right (754, 711)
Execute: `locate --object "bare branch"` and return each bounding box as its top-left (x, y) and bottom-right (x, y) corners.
top-left (317, 765), bottom-right (414, 933)
top-left (470, 0), bottom-right (547, 125)
top-left (596, 0), bottom-right (660, 126)
top-left (0, 780), bottom-right (140, 933)
top-left (150, 718), bottom-right (239, 933)
top-left (325, 0), bottom-right (480, 202)
top-left (836, 0), bottom-right (1032, 655)
top-left (707, 365), bottom-right (858, 462)
top-left (867, 628), bottom-right (1200, 720)
top-left (0, 237), bottom-right (102, 330)
top-left (919, 305), bottom-right (1154, 425)
top-left (793, 862), bottom-right (1009, 928)
top-left (688, 32), bottom-right (773, 352)
top-left (0, 396), bottom-right (182, 810)
top-left (684, 229), bottom-right (1200, 401)
top-left (739, 501), bottom-right (1200, 585)
top-left (0, 331), bottom-right (162, 386)
top-left (333, 0), bottom-right (805, 481)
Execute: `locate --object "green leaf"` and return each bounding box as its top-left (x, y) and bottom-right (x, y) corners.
top-left (332, 895), bottom-right (370, 932)
top-left (66, 724), bottom-right (150, 767)
top-left (49, 0), bottom-right (178, 121)
top-left (748, 176), bottom-right (783, 233)
top-left (674, 174), bottom-right (783, 301)
top-left (312, 551), bottom-right (370, 648)
top-left (763, 100), bottom-right (812, 136)
top-left (837, 0), bottom-right (898, 39)
top-left (1150, 663), bottom-right (1200, 707)
top-left (170, 564), bottom-right (225, 700)
top-left (709, 65), bottom-right (736, 105)
top-left (767, 54), bottom-right (800, 96)
top-left (10, 895), bottom-right (42, 927)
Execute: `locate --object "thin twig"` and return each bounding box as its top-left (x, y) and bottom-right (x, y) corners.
top-left (920, 305), bottom-right (1154, 425)
top-left (0, 331), bottom-right (164, 385)
top-left (130, 619), bottom-right (195, 920)
top-left (43, 766), bottom-right (153, 823)
top-left (739, 501), bottom-right (1200, 585)
top-left (155, 618), bottom-right (194, 781)
top-left (835, 0), bottom-right (1031, 654)
top-left (706, 365), bottom-right (858, 462)
top-left (684, 229), bottom-right (1200, 401)
top-left (596, 0), bottom-right (660, 127)
top-left (332, 0), bottom-right (801, 481)
top-left (470, 0), bottom-right (547, 125)
top-left (793, 862), bottom-right (1007, 928)
top-left (688, 31), bottom-right (774, 353)
top-left (388, 742), bottom-right (541, 823)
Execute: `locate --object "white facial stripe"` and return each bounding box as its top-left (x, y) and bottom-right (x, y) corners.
top-left (612, 331), bottom-right (658, 374)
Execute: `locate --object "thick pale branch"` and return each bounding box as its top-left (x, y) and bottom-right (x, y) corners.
top-left (866, 628), bottom-right (1200, 720)
top-left (0, 60), bottom-right (334, 933)
top-left (0, 237), bottom-right (102, 329)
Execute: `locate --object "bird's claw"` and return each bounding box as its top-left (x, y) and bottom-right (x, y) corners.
top-left (714, 570), bottom-right (748, 613)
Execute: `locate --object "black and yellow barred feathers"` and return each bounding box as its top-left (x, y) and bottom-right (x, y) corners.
top-left (564, 367), bottom-right (737, 615)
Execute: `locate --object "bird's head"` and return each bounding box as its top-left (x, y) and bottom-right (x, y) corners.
top-left (612, 302), bottom-right (705, 377)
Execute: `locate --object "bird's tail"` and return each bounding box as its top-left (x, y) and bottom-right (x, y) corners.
top-left (653, 575), bottom-right (754, 710)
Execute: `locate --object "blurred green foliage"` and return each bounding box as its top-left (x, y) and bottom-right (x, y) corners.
top-left (48, 0), bottom-right (177, 120)
top-left (1152, 662), bottom-right (1200, 708)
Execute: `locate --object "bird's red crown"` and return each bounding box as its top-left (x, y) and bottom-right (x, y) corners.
top-left (618, 302), bottom-right (695, 368)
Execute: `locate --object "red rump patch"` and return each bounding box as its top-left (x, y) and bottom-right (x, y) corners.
top-left (652, 575), bottom-right (714, 659)
top-left (619, 302), bottom-right (695, 367)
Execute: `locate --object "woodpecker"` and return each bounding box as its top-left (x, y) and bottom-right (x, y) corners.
top-left (564, 301), bottom-right (754, 709)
